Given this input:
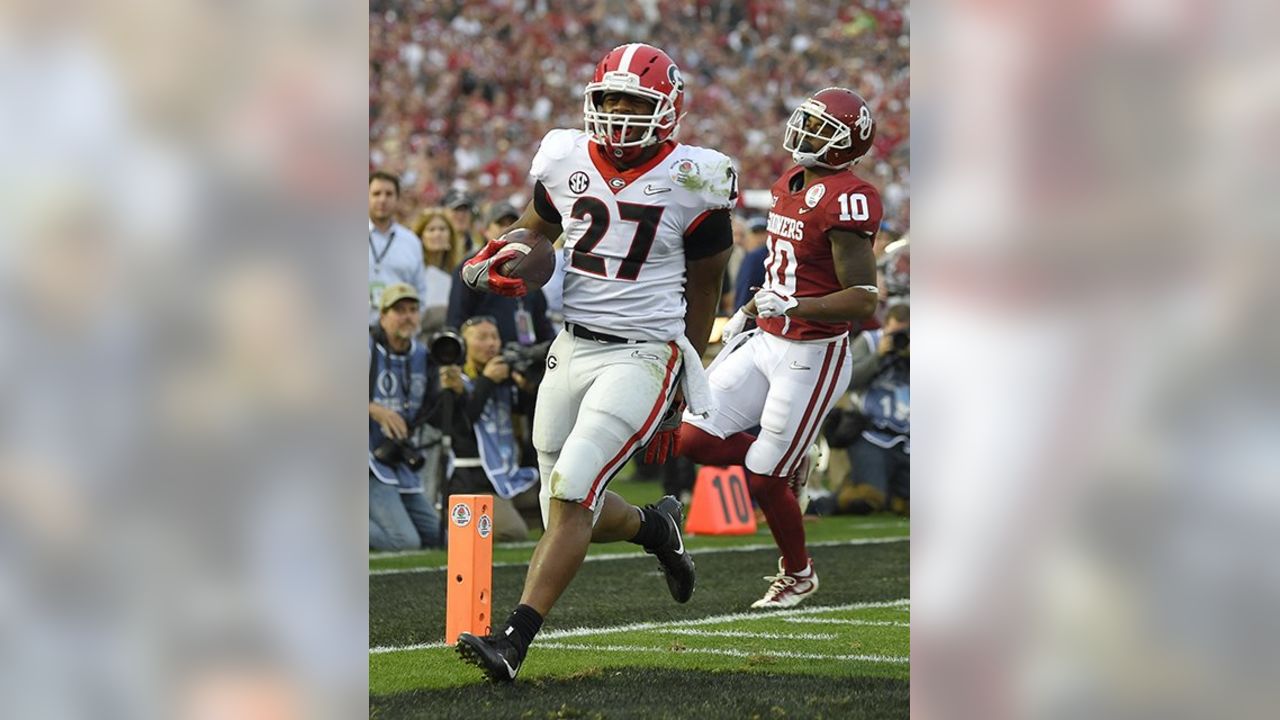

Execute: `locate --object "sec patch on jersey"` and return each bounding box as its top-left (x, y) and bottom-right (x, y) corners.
top-left (497, 228), bottom-right (556, 289)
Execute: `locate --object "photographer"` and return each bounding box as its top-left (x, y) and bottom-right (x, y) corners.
top-left (444, 316), bottom-right (543, 542)
top-left (369, 283), bottom-right (464, 550)
top-left (846, 303), bottom-right (911, 512)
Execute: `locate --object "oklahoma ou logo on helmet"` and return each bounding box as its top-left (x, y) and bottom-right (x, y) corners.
top-left (855, 106), bottom-right (874, 140)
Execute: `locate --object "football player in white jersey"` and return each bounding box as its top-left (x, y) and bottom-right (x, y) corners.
top-left (653, 88), bottom-right (884, 609)
top-left (455, 43), bottom-right (736, 682)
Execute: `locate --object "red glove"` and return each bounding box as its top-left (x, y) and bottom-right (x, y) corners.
top-left (461, 237), bottom-right (527, 297)
top-left (642, 402), bottom-right (685, 464)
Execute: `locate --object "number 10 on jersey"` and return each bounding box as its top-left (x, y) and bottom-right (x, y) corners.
top-left (764, 237), bottom-right (797, 296)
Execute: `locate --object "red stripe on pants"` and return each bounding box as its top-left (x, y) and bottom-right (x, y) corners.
top-left (581, 342), bottom-right (679, 508)
top-left (776, 336), bottom-right (849, 477)
top-left (771, 339), bottom-right (839, 476)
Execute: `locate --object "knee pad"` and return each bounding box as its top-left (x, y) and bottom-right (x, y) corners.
top-left (745, 434), bottom-right (789, 477)
top-left (532, 409), bottom-right (567, 455)
top-left (547, 435), bottom-right (611, 502)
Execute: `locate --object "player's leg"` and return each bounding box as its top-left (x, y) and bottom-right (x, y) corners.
top-left (591, 490), bottom-right (641, 542)
top-left (459, 337), bottom-right (684, 680)
top-left (518, 497), bottom-right (595, 613)
top-left (520, 341), bottom-right (684, 617)
top-left (679, 331), bottom-right (769, 466)
top-left (456, 494), bottom-right (592, 682)
top-left (588, 488), bottom-right (695, 603)
top-left (555, 347), bottom-right (695, 601)
top-left (744, 334), bottom-right (852, 608)
top-left (457, 331), bottom-right (583, 682)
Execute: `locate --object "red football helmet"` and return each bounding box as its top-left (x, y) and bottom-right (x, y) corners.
top-left (583, 43), bottom-right (685, 164)
top-left (783, 88), bottom-right (876, 170)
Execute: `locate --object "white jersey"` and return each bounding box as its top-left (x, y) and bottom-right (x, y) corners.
top-left (530, 128), bottom-right (737, 342)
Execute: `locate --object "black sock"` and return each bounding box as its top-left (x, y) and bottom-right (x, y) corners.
top-left (628, 506), bottom-right (670, 550)
top-left (503, 604), bottom-right (543, 659)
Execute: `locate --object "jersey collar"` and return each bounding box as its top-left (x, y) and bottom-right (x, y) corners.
top-left (588, 141), bottom-right (677, 194)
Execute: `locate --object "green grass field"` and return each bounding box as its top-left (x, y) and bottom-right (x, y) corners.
top-left (370, 476), bottom-right (910, 719)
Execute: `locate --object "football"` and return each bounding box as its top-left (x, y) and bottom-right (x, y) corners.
top-left (496, 229), bottom-right (556, 289)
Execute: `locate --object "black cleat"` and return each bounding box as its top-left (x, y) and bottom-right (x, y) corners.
top-left (455, 629), bottom-right (523, 682)
top-left (645, 495), bottom-right (696, 603)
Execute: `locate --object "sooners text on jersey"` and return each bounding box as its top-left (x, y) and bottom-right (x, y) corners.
top-left (531, 128), bottom-right (737, 342)
top-left (757, 166), bottom-right (882, 341)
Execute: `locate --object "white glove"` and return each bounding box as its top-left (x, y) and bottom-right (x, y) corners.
top-left (720, 309), bottom-right (749, 343)
top-left (753, 287), bottom-right (798, 319)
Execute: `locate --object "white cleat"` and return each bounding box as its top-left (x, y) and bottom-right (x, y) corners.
top-left (750, 557), bottom-right (819, 609)
top-left (788, 444), bottom-right (821, 514)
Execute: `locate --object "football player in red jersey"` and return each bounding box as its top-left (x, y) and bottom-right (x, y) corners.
top-left (650, 88), bottom-right (883, 608)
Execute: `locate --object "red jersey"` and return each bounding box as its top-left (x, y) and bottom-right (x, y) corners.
top-left (756, 165), bottom-right (882, 341)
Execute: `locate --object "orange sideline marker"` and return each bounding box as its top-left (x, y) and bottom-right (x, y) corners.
top-left (445, 494), bottom-right (494, 643)
top-left (686, 465), bottom-right (758, 535)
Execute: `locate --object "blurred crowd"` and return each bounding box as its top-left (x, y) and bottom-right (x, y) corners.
top-left (367, 1), bottom-right (913, 546)
top-left (369, 0), bottom-right (909, 232)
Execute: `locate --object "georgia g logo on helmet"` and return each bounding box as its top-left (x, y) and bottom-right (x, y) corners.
top-left (667, 64), bottom-right (684, 94)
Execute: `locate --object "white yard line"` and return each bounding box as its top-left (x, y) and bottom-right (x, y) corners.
top-left (666, 629), bottom-right (838, 641)
top-left (537, 642), bottom-right (909, 664)
top-left (370, 536), bottom-right (908, 576)
top-left (370, 598), bottom-right (909, 654)
top-left (783, 618), bottom-right (910, 627)
top-left (367, 522), bottom-right (910, 560)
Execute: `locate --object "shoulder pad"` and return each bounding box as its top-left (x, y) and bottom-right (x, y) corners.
top-left (670, 146), bottom-right (739, 210)
top-left (819, 179), bottom-right (883, 236)
top-left (530, 129), bottom-right (585, 180)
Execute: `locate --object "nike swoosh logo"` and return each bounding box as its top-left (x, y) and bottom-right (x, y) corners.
top-left (797, 208), bottom-right (812, 214)
top-left (500, 656), bottom-right (517, 679)
top-left (789, 361), bottom-right (812, 370)
top-left (672, 528), bottom-right (684, 555)
top-left (643, 185), bottom-right (671, 195)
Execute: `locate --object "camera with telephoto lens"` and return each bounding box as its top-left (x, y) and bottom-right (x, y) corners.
top-left (822, 407), bottom-right (869, 449)
top-left (500, 341), bottom-right (550, 380)
top-left (890, 329), bottom-right (909, 353)
top-left (372, 438), bottom-right (426, 471)
top-left (428, 330), bottom-right (465, 366)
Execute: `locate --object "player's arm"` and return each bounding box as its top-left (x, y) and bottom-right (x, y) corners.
top-left (462, 182), bottom-right (563, 296)
top-left (684, 209), bottom-right (734, 357)
top-left (504, 181), bottom-right (564, 243)
top-left (789, 229), bottom-right (879, 322)
top-left (741, 230), bottom-right (878, 322)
